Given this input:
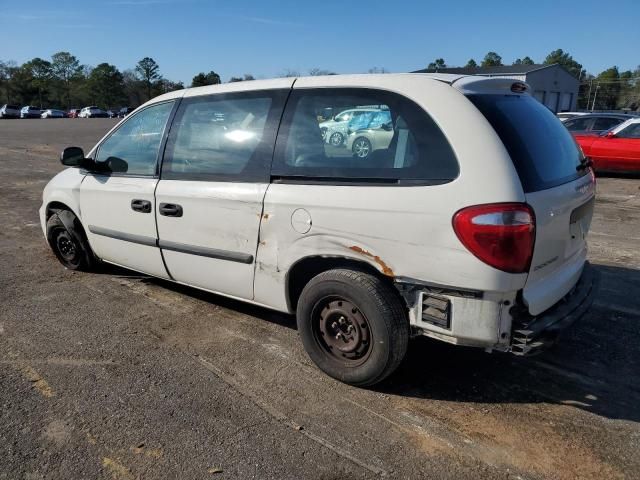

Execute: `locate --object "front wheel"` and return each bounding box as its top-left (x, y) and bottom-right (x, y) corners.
top-left (329, 131), bottom-right (344, 147)
top-left (297, 269), bottom-right (409, 387)
top-left (46, 211), bottom-right (97, 271)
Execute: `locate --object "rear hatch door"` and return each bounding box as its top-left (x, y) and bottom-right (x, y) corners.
top-left (468, 93), bottom-right (595, 315)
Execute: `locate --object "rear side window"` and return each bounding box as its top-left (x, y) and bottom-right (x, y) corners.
top-left (272, 88), bottom-right (458, 184)
top-left (468, 94), bottom-right (586, 193)
top-left (162, 90), bottom-right (288, 182)
top-left (593, 117), bottom-right (623, 131)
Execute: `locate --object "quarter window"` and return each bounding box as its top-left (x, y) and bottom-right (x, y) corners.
top-left (162, 90), bottom-right (287, 181)
top-left (95, 101), bottom-right (174, 175)
top-left (593, 117), bottom-right (623, 131)
top-left (272, 88), bottom-right (458, 183)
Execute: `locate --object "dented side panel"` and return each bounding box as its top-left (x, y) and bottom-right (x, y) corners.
top-left (156, 180), bottom-right (267, 299)
top-left (254, 181), bottom-right (528, 314)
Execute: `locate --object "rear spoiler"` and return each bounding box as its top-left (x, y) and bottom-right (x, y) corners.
top-left (450, 76), bottom-right (531, 96)
top-left (414, 73), bottom-right (531, 96)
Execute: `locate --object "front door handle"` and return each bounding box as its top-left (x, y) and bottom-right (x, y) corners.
top-left (131, 199), bottom-right (152, 213)
top-left (159, 203), bottom-right (183, 217)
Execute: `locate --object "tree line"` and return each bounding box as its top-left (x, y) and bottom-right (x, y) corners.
top-left (0, 52), bottom-right (338, 110)
top-left (2, 49), bottom-right (638, 111)
top-left (426, 49), bottom-right (640, 111)
top-left (0, 53), bottom-right (189, 110)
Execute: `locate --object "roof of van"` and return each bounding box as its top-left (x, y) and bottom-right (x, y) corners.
top-left (146, 73), bottom-right (529, 105)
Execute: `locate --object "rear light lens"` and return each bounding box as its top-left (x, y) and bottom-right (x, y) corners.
top-left (453, 203), bottom-right (535, 274)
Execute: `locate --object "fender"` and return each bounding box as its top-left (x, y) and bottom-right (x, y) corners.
top-left (51, 209), bottom-right (77, 236)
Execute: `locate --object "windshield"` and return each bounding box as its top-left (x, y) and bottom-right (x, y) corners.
top-left (468, 94), bottom-right (586, 193)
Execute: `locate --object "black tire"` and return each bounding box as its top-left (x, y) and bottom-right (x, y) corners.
top-left (352, 137), bottom-right (372, 158)
top-left (297, 269), bottom-right (409, 387)
top-left (46, 210), bottom-right (97, 271)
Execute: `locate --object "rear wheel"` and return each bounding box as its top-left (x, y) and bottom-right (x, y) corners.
top-left (352, 137), bottom-right (372, 158)
top-left (297, 269), bottom-right (409, 386)
top-left (46, 211), bottom-right (97, 271)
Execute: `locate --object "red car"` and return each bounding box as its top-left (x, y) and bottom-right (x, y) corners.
top-left (575, 118), bottom-right (640, 173)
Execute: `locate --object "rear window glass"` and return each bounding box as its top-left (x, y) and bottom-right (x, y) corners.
top-left (468, 94), bottom-right (586, 192)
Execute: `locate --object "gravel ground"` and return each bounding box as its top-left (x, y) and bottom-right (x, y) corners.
top-left (1, 119), bottom-right (639, 480)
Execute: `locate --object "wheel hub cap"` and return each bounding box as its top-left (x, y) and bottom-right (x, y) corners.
top-left (56, 234), bottom-right (76, 260)
top-left (317, 299), bottom-right (371, 362)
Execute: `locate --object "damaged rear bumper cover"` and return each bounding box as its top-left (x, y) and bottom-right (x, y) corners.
top-left (511, 262), bottom-right (599, 355)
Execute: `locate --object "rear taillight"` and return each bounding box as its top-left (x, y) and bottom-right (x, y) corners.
top-left (453, 203), bottom-right (535, 274)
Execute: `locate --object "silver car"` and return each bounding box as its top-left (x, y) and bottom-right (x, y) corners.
top-left (319, 108), bottom-right (382, 146)
top-left (346, 110), bottom-right (394, 158)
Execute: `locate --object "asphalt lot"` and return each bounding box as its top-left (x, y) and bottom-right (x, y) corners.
top-left (1, 119), bottom-right (639, 480)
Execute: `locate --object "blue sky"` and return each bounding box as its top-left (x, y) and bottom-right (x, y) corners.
top-left (1, 0), bottom-right (638, 83)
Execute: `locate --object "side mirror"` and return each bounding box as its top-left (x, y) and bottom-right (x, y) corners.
top-left (605, 131), bottom-right (616, 138)
top-left (60, 146), bottom-right (86, 167)
top-left (381, 122), bottom-right (393, 131)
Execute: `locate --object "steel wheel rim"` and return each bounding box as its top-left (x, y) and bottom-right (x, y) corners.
top-left (353, 139), bottom-right (370, 157)
top-left (312, 297), bottom-right (372, 366)
top-left (55, 230), bottom-right (78, 262)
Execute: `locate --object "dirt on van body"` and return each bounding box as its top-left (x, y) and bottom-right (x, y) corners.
top-left (1, 119), bottom-right (639, 479)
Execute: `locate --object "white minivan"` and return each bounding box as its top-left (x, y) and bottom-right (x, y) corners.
top-left (41, 74), bottom-right (598, 386)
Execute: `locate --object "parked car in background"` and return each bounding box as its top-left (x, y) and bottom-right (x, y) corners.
top-left (106, 110), bottom-right (118, 118)
top-left (319, 107), bottom-right (384, 146)
top-left (79, 106), bottom-right (108, 118)
top-left (575, 118), bottom-right (640, 173)
top-left (41, 109), bottom-right (67, 119)
top-left (20, 106), bottom-right (42, 118)
top-left (345, 110), bottom-right (394, 158)
top-left (41, 74), bottom-right (598, 386)
top-left (564, 113), bottom-right (634, 136)
top-left (0, 104), bottom-right (21, 118)
top-left (557, 112), bottom-right (588, 122)
top-left (68, 109), bottom-right (82, 118)
top-left (118, 107), bottom-right (135, 118)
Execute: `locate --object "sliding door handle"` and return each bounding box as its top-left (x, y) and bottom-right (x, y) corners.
top-left (131, 199), bottom-right (152, 213)
top-left (159, 203), bottom-right (183, 217)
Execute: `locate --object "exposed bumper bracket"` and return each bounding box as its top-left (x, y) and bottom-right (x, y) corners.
top-left (510, 262), bottom-right (599, 355)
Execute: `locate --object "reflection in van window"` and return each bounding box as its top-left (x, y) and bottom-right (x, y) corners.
top-left (163, 96), bottom-right (272, 177)
top-left (274, 90), bottom-right (458, 183)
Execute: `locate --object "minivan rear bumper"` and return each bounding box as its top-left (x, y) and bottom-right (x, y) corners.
top-left (510, 262), bottom-right (599, 355)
